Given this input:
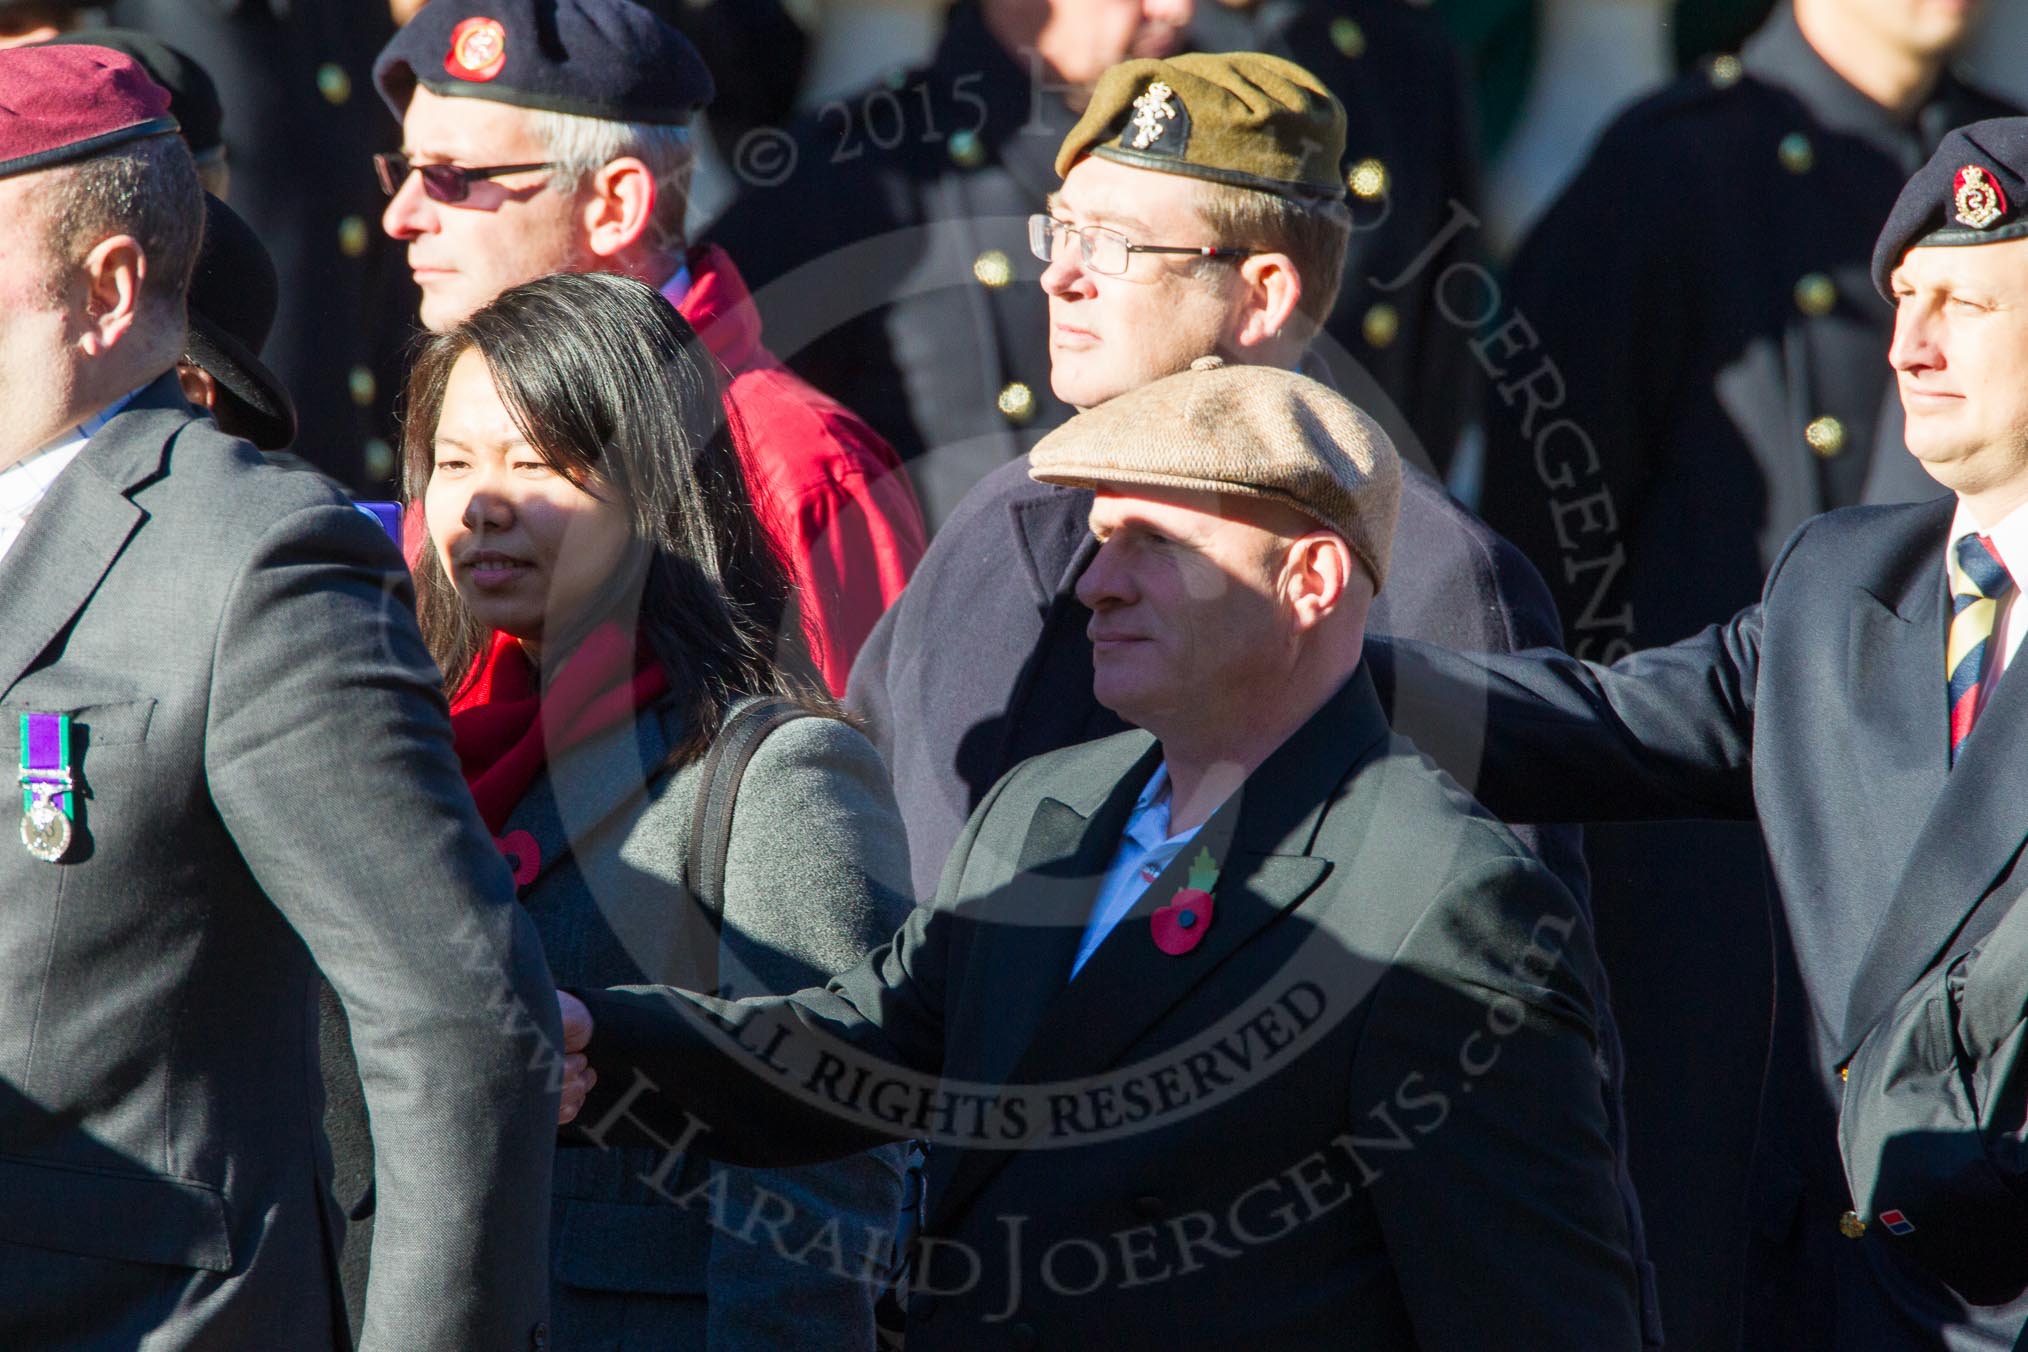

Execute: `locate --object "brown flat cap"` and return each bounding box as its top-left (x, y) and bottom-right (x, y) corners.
top-left (1030, 357), bottom-right (1401, 590)
top-left (1055, 52), bottom-right (1346, 202)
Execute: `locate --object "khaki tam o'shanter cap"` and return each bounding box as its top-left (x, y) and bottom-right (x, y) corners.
top-left (1029, 357), bottom-right (1402, 591)
top-left (1055, 51), bottom-right (1347, 202)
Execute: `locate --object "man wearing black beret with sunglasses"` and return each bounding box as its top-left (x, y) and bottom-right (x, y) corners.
top-left (371, 0), bottom-right (926, 699)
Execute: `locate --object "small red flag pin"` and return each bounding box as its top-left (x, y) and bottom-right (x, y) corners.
top-left (445, 16), bottom-right (509, 83)
top-left (1151, 846), bottom-right (1220, 955)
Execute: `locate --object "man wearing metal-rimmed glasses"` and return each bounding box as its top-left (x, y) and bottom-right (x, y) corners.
top-left (843, 49), bottom-right (1664, 1346)
top-left (369, 0), bottom-right (924, 699)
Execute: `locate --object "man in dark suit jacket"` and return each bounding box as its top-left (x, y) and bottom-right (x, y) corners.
top-left (0, 46), bottom-right (560, 1350)
top-left (1371, 118), bottom-right (2028, 1349)
top-left (842, 52), bottom-right (1657, 1334)
top-left (560, 359), bottom-right (1641, 1350)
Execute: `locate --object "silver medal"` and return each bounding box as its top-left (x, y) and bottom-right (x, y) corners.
top-left (21, 798), bottom-right (70, 862)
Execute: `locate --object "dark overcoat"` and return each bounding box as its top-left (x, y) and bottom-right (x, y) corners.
top-left (1374, 493), bottom-right (2028, 1350)
top-left (575, 669), bottom-right (1643, 1350)
top-left (844, 452), bottom-right (1661, 1343)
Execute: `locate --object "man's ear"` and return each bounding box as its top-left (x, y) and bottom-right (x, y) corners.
top-left (76, 234), bottom-right (146, 358)
top-left (177, 360), bottom-right (221, 412)
top-left (1281, 530), bottom-right (1358, 631)
top-left (1231, 251), bottom-right (1303, 351)
top-left (580, 157), bottom-right (658, 260)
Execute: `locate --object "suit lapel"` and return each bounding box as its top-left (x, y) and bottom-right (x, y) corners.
top-left (955, 748), bottom-right (1158, 1095)
top-left (0, 379), bottom-right (187, 700)
top-left (930, 672), bottom-right (1384, 1230)
top-left (1844, 498), bottom-right (2028, 1050)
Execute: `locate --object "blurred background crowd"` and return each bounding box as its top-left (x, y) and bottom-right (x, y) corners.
top-left (12, 0), bottom-right (2024, 499)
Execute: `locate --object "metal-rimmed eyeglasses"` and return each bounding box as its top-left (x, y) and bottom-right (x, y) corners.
top-left (373, 153), bottom-right (556, 204)
top-left (1027, 213), bottom-right (1255, 277)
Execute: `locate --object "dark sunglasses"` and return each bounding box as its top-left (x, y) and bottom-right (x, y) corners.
top-left (372, 152), bottom-right (556, 204)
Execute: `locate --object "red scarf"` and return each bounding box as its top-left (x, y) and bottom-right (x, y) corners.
top-left (450, 623), bottom-right (670, 833)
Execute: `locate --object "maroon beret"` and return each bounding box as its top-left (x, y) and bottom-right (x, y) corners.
top-left (0, 44), bottom-right (178, 183)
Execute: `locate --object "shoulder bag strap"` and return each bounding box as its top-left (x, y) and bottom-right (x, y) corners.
top-left (684, 697), bottom-right (817, 933)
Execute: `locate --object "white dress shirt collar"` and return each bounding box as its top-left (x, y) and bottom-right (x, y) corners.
top-left (0, 391), bottom-right (141, 567)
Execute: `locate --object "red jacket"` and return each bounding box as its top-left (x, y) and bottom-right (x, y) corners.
top-left (675, 246), bottom-right (924, 694)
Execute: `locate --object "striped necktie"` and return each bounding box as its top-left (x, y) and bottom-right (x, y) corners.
top-left (1947, 532), bottom-right (2016, 764)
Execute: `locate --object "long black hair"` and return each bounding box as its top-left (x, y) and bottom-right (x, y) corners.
top-left (401, 270), bottom-right (823, 759)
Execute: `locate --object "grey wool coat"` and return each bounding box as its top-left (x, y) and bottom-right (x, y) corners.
top-left (331, 693), bottom-right (914, 1351)
top-left (574, 668), bottom-right (1644, 1351)
top-left (0, 376), bottom-right (560, 1352)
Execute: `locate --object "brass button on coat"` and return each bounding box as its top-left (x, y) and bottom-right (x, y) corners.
top-left (338, 215), bottom-right (369, 258)
top-left (1779, 132), bottom-right (1814, 174)
top-left (1839, 1211), bottom-right (1867, 1239)
top-left (1330, 17), bottom-right (1367, 58)
top-left (947, 129), bottom-right (985, 170)
top-left (1794, 272), bottom-right (1835, 317)
top-left (998, 381), bottom-right (1036, 424)
top-left (1348, 157), bottom-right (1388, 200)
top-left (1806, 415), bottom-right (1847, 457)
top-left (1363, 302), bottom-right (1400, 348)
top-left (1710, 55), bottom-right (1744, 88)
top-left (317, 63), bottom-right (352, 105)
top-left (972, 249), bottom-right (1013, 289)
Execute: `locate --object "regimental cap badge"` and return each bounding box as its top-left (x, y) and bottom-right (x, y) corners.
top-left (445, 16), bottom-right (509, 83)
top-left (1121, 79), bottom-right (1189, 158)
top-left (1955, 164), bottom-right (2008, 230)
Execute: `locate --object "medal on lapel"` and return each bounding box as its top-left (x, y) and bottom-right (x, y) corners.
top-left (1151, 846), bottom-right (1220, 956)
top-left (19, 712), bottom-right (75, 863)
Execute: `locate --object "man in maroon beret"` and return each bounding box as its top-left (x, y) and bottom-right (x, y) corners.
top-left (0, 44), bottom-right (564, 1352)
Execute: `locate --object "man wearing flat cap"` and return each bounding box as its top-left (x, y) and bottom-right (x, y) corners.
top-left (552, 359), bottom-right (1643, 1350)
top-left (0, 42), bottom-right (562, 1352)
top-left (371, 0), bottom-right (926, 696)
top-left (841, 49), bottom-right (1657, 1337)
top-left (1370, 115), bottom-right (2028, 1350)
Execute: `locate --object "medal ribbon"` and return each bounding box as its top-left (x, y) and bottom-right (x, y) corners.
top-left (19, 712), bottom-right (72, 818)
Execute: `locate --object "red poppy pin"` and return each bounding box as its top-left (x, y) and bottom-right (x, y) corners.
top-left (1151, 847), bottom-right (1220, 956)
top-left (495, 829), bottom-right (540, 887)
top-left (1955, 164), bottom-right (2007, 230)
top-left (445, 16), bottom-right (509, 83)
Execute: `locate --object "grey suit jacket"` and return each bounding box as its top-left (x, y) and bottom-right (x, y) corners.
top-left (576, 669), bottom-right (1641, 1351)
top-left (0, 377), bottom-right (560, 1351)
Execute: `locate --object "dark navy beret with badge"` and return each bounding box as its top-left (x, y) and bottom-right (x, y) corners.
top-left (374, 0), bottom-right (713, 126)
top-left (1872, 117), bottom-right (2028, 297)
